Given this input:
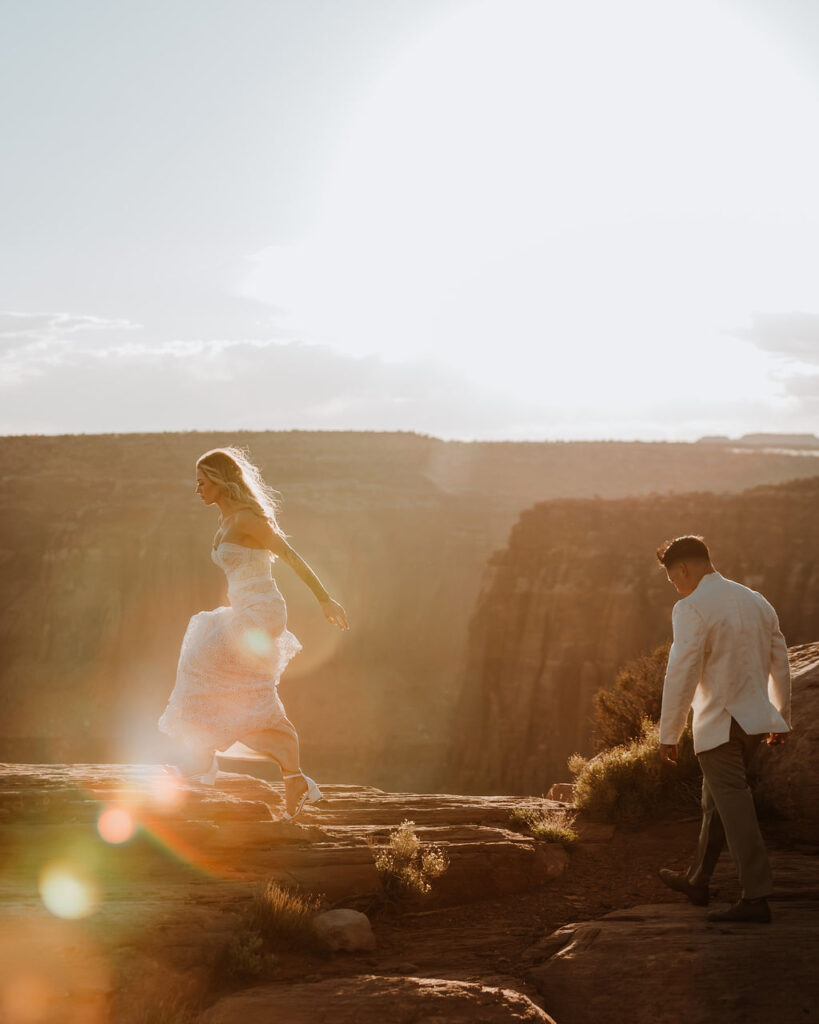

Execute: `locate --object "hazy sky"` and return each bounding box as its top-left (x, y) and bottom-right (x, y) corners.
top-left (2, 0), bottom-right (818, 440)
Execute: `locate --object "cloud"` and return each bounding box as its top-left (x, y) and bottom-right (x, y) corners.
top-left (781, 370), bottom-right (819, 406)
top-left (0, 310), bottom-right (140, 361)
top-left (3, 307), bottom-right (818, 441)
top-left (0, 315), bottom-right (541, 437)
top-left (731, 312), bottom-right (819, 364)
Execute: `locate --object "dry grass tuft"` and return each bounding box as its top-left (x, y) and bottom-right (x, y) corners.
top-left (248, 881), bottom-right (327, 954)
top-left (509, 803), bottom-right (578, 847)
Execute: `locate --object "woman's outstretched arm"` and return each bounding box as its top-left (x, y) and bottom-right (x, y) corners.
top-left (241, 511), bottom-right (349, 630)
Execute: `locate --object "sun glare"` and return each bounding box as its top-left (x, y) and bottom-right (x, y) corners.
top-left (241, 0), bottom-right (819, 435)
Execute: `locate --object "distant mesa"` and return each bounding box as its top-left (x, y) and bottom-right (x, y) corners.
top-left (697, 432), bottom-right (819, 449)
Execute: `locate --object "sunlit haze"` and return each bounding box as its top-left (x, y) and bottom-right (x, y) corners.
top-left (2, 0), bottom-right (818, 439)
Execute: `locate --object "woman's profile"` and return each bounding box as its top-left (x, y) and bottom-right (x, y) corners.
top-left (158, 446), bottom-right (348, 819)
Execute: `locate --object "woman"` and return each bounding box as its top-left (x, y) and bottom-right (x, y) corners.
top-left (158, 446), bottom-right (349, 819)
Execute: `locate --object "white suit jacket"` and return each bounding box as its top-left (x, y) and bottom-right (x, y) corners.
top-left (659, 572), bottom-right (791, 754)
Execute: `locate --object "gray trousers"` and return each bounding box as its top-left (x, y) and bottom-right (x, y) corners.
top-left (687, 718), bottom-right (773, 900)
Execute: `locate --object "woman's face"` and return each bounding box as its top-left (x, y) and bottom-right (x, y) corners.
top-left (195, 468), bottom-right (221, 506)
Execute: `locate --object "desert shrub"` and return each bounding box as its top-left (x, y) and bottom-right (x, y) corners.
top-left (218, 927), bottom-right (276, 982)
top-left (593, 643), bottom-right (670, 750)
top-left (509, 803), bottom-right (578, 847)
top-left (372, 819), bottom-right (450, 898)
top-left (248, 881), bottom-right (327, 954)
top-left (569, 718), bottom-right (700, 824)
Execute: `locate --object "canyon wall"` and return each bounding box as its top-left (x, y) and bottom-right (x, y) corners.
top-left (1, 431), bottom-right (818, 791)
top-left (449, 477), bottom-right (819, 794)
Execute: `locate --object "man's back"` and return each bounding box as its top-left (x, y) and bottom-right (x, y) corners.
top-left (660, 571), bottom-right (790, 752)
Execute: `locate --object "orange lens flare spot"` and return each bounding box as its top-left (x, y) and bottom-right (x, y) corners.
top-left (38, 863), bottom-right (99, 920)
top-left (97, 805), bottom-right (135, 844)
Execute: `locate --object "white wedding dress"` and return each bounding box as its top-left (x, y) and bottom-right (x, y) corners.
top-left (158, 542), bottom-right (302, 749)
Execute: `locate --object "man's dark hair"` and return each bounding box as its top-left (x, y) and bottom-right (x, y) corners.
top-left (656, 535), bottom-right (711, 567)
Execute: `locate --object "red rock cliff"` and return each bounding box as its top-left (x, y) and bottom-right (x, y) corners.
top-left (450, 477), bottom-right (819, 794)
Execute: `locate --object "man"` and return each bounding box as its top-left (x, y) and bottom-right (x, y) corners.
top-left (655, 535), bottom-right (791, 923)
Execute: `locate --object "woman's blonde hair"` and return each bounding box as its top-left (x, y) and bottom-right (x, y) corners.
top-left (196, 446), bottom-right (283, 534)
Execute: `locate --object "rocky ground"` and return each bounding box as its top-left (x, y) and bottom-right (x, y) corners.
top-left (1, 761), bottom-right (818, 1024)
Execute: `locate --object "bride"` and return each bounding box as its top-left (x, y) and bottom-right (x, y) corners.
top-left (158, 446), bottom-right (349, 818)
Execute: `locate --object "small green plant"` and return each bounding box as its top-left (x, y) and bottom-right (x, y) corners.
top-left (248, 881), bottom-right (327, 954)
top-left (220, 927), bottom-right (276, 982)
top-left (509, 803), bottom-right (578, 847)
top-left (569, 718), bottom-right (700, 824)
top-left (372, 819), bottom-right (450, 898)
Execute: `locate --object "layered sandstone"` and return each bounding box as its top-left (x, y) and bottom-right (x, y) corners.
top-left (2, 757), bottom-right (817, 1024)
top-left (525, 875), bottom-right (819, 1024)
top-left (451, 481), bottom-right (819, 794)
top-left (0, 763), bottom-right (574, 1022)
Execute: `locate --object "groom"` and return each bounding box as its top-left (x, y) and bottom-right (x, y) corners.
top-left (655, 535), bottom-right (791, 923)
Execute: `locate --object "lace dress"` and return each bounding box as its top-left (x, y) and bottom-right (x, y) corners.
top-left (158, 542), bottom-right (302, 749)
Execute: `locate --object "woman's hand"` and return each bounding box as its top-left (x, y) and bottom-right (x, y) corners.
top-left (321, 598), bottom-right (349, 630)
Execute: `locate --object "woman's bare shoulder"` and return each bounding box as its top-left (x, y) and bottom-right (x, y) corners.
top-left (232, 507), bottom-right (263, 526)
top-left (236, 508), bottom-right (286, 552)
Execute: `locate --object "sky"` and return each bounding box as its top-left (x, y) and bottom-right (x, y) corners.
top-left (1, 0), bottom-right (818, 441)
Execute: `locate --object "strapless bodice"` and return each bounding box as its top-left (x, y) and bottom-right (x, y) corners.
top-left (159, 540), bottom-right (300, 750)
top-left (212, 542), bottom-right (277, 587)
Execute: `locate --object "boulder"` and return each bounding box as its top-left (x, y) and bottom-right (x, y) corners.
top-left (312, 909), bottom-right (376, 953)
top-left (545, 783), bottom-right (574, 803)
top-left (756, 642), bottom-right (819, 843)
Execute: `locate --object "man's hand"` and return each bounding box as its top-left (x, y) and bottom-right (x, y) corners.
top-left (766, 732), bottom-right (789, 746)
top-left (660, 743), bottom-right (678, 766)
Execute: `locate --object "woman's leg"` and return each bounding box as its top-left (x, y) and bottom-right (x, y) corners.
top-left (176, 740), bottom-right (217, 778)
top-left (242, 718), bottom-right (308, 814)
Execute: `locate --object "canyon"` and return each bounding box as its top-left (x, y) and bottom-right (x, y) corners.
top-left (2, 431), bottom-right (818, 792)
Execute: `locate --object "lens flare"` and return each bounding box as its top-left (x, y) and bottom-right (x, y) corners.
top-left (39, 863), bottom-right (98, 920)
top-left (242, 627), bottom-right (273, 657)
top-left (147, 769), bottom-right (188, 812)
top-left (97, 805), bottom-right (135, 844)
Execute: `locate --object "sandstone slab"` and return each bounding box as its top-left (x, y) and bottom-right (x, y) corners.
top-left (199, 975), bottom-right (555, 1024)
top-left (0, 764), bottom-right (575, 1021)
top-left (527, 862), bottom-right (819, 1024)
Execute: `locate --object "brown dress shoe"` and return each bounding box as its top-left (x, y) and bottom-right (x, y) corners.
top-left (706, 898), bottom-right (771, 924)
top-left (658, 868), bottom-right (710, 906)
